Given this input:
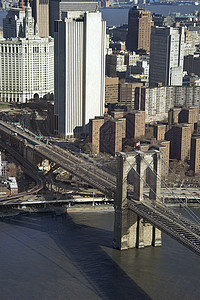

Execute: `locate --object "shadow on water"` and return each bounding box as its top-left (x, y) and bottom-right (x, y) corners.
top-left (0, 212), bottom-right (152, 300)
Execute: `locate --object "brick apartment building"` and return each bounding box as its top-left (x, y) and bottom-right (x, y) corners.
top-left (152, 106), bottom-right (198, 162)
top-left (89, 111), bottom-right (145, 156)
top-left (99, 119), bottom-right (125, 156)
top-left (153, 124), bottom-right (167, 141)
top-left (168, 106), bottom-right (198, 128)
top-left (165, 124), bottom-right (192, 161)
top-left (105, 77), bottom-right (119, 105)
top-left (125, 111), bottom-right (145, 139)
top-left (89, 105), bottom-right (199, 177)
top-left (111, 111), bottom-right (125, 119)
top-left (119, 82), bottom-right (143, 109)
top-left (178, 106), bottom-right (198, 132)
top-left (190, 135), bottom-right (200, 174)
top-left (89, 118), bottom-right (104, 153)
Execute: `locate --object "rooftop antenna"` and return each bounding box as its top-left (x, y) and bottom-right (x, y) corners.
top-left (143, 0), bottom-right (146, 11)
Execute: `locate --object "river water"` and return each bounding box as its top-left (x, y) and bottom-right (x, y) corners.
top-left (100, 4), bottom-right (200, 26)
top-left (1, 4), bottom-right (200, 27)
top-left (0, 207), bottom-right (200, 300)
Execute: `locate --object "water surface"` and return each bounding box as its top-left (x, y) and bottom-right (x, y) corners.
top-left (100, 4), bottom-right (200, 26)
top-left (0, 208), bottom-right (200, 300)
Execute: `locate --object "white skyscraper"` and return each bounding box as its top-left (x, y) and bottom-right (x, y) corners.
top-left (49, 0), bottom-right (98, 37)
top-left (149, 26), bottom-right (185, 87)
top-left (54, 11), bottom-right (106, 137)
top-left (0, 4), bottom-right (54, 103)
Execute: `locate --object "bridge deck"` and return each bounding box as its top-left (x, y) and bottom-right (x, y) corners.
top-left (36, 145), bottom-right (116, 198)
top-left (0, 120), bottom-right (200, 255)
top-left (128, 199), bottom-right (200, 256)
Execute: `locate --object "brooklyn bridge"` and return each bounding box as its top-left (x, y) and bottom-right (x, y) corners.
top-left (0, 120), bottom-right (200, 256)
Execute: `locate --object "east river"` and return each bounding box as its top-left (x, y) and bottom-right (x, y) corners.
top-left (0, 207), bottom-right (200, 300)
top-left (100, 4), bottom-right (200, 26)
top-left (1, 4), bottom-right (200, 27)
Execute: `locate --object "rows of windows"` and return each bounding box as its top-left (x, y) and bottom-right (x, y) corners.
top-left (0, 42), bottom-right (54, 101)
top-left (1, 46), bottom-right (19, 53)
top-left (0, 44), bottom-right (53, 54)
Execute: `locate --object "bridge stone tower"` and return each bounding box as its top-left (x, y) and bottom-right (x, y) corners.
top-left (113, 150), bottom-right (162, 250)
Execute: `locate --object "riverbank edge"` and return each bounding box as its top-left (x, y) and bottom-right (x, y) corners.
top-left (0, 205), bottom-right (115, 218)
top-left (0, 203), bottom-right (199, 218)
top-left (1, 204), bottom-right (200, 219)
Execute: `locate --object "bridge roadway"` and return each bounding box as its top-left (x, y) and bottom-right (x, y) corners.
top-left (128, 200), bottom-right (200, 256)
top-left (0, 121), bottom-right (116, 199)
top-left (1, 120), bottom-right (200, 255)
top-left (35, 144), bottom-right (117, 199)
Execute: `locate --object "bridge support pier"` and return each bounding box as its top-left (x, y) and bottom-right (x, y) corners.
top-left (113, 151), bottom-right (162, 250)
top-left (152, 227), bottom-right (162, 247)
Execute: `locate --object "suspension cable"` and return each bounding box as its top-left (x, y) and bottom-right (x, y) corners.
top-left (160, 155), bottom-right (200, 205)
top-left (125, 156), bottom-right (200, 229)
top-left (142, 155), bottom-right (200, 224)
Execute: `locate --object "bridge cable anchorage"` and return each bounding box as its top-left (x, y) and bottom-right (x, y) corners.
top-left (126, 158), bottom-right (200, 239)
top-left (142, 156), bottom-right (200, 225)
top-left (160, 155), bottom-right (200, 206)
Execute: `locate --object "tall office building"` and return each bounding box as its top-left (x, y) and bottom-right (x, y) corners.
top-left (126, 6), bottom-right (153, 53)
top-left (3, 8), bottom-right (25, 38)
top-left (31, 0), bottom-right (49, 37)
top-left (18, 0), bottom-right (28, 7)
top-left (0, 4), bottom-right (54, 103)
top-left (54, 11), bottom-right (106, 137)
top-left (149, 26), bottom-right (184, 87)
top-left (49, 0), bottom-right (97, 37)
